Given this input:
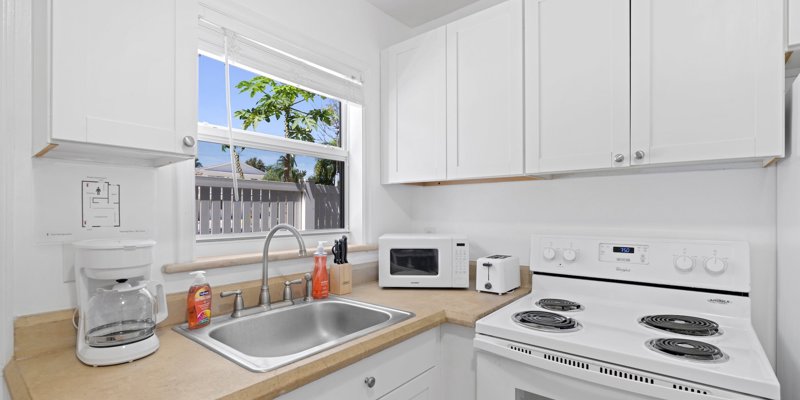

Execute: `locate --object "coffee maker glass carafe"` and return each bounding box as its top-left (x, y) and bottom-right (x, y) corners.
top-left (84, 279), bottom-right (160, 347)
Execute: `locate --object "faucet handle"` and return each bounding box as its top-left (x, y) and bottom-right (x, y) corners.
top-left (283, 279), bottom-right (303, 304)
top-left (304, 273), bottom-right (313, 302)
top-left (220, 290), bottom-right (244, 317)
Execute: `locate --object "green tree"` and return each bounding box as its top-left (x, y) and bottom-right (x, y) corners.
top-left (310, 138), bottom-right (339, 185)
top-left (221, 145), bottom-right (246, 179)
top-left (263, 156), bottom-right (307, 182)
top-left (234, 76), bottom-right (337, 183)
top-left (309, 100), bottom-right (341, 186)
top-left (245, 157), bottom-right (266, 172)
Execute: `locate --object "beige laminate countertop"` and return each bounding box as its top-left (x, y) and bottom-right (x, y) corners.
top-left (4, 281), bottom-right (530, 400)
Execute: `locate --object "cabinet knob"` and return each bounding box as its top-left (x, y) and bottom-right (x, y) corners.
top-left (613, 154), bottom-right (625, 163)
top-left (182, 135), bottom-right (196, 148)
top-left (364, 376), bottom-right (376, 388)
top-left (634, 150), bottom-right (646, 160)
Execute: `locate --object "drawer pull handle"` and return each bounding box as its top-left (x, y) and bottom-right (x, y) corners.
top-left (364, 376), bottom-right (376, 388)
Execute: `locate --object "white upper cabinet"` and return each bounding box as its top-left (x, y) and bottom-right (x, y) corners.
top-left (33, 0), bottom-right (197, 167)
top-left (525, 0), bottom-right (630, 173)
top-left (446, 0), bottom-right (524, 180)
top-left (630, 0), bottom-right (784, 166)
top-left (381, 27), bottom-right (447, 184)
top-left (382, 0), bottom-right (784, 183)
top-left (788, 0), bottom-right (800, 50)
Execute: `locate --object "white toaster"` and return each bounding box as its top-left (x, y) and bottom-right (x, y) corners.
top-left (476, 255), bottom-right (520, 294)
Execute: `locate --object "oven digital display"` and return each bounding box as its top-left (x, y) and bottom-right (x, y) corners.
top-left (613, 246), bottom-right (635, 254)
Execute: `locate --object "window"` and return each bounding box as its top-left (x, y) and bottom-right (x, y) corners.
top-left (195, 36), bottom-right (357, 238)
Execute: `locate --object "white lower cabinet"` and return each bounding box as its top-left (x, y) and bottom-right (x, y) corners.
top-left (278, 324), bottom-right (478, 400)
top-left (277, 327), bottom-right (440, 400)
top-left (379, 367), bottom-right (438, 400)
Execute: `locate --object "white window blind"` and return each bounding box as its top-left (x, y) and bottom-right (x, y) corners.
top-left (197, 17), bottom-right (364, 104)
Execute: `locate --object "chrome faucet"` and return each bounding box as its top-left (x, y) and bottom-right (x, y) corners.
top-left (259, 224), bottom-right (307, 309)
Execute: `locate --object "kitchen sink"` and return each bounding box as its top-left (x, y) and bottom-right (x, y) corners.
top-left (173, 296), bottom-right (414, 372)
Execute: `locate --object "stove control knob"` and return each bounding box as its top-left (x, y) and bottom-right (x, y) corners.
top-left (542, 247), bottom-right (556, 260)
top-left (674, 255), bottom-right (694, 272)
top-left (562, 249), bottom-right (577, 262)
top-left (705, 257), bottom-right (727, 274)
top-left (484, 282), bottom-right (492, 290)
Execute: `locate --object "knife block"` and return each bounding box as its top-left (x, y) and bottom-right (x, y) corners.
top-left (329, 263), bottom-right (352, 295)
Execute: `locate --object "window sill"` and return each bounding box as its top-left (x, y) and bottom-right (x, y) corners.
top-left (162, 243), bottom-right (377, 274)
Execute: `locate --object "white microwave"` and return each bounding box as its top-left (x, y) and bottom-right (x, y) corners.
top-left (378, 234), bottom-right (469, 288)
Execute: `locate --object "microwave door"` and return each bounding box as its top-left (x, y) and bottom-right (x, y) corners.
top-left (388, 247), bottom-right (453, 287)
top-left (390, 249), bottom-right (439, 275)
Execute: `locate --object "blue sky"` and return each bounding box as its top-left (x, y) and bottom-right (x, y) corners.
top-left (197, 55), bottom-right (338, 175)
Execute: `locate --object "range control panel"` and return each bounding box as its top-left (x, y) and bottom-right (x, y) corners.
top-left (531, 235), bottom-right (749, 293)
top-left (599, 243), bottom-right (649, 265)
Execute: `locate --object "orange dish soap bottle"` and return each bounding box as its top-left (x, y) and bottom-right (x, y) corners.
top-left (187, 271), bottom-right (212, 329)
top-left (312, 241), bottom-right (329, 299)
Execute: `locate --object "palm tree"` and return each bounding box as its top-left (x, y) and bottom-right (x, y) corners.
top-left (221, 145), bottom-right (245, 179)
top-left (245, 157), bottom-right (266, 172)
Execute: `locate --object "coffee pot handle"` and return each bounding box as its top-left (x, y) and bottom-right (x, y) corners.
top-left (147, 281), bottom-right (169, 324)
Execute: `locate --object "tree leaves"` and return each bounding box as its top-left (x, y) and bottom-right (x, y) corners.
top-left (234, 76), bottom-right (336, 145)
top-left (232, 75), bottom-right (340, 184)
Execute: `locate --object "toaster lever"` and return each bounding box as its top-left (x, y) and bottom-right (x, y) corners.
top-left (482, 262), bottom-right (492, 282)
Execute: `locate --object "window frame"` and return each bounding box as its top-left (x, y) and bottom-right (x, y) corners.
top-left (195, 52), bottom-right (353, 242)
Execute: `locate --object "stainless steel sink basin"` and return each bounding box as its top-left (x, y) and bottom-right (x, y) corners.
top-left (174, 296), bottom-right (414, 372)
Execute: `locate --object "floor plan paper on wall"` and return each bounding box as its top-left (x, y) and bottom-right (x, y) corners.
top-left (82, 180), bottom-right (121, 228)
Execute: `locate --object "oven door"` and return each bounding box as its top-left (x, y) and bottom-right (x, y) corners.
top-left (379, 238), bottom-right (452, 287)
top-left (475, 334), bottom-right (744, 400)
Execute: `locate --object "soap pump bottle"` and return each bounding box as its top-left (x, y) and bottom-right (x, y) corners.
top-left (187, 271), bottom-right (212, 329)
top-left (312, 241), bottom-right (329, 299)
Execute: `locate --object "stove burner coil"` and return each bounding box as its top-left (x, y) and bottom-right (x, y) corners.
top-left (646, 338), bottom-right (728, 362)
top-left (536, 298), bottom-right (584, 312)
top-left (512, 311), bottom-right (581, 332)
top-left (640, 315), bottom-right (720, 336)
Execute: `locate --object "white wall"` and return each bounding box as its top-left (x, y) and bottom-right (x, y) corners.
top-left (409, 167), bottom-right (778, 366)
top-left (5, 0), bottom-right (414, 329)
top-left (1, 0), bottom-right (24, 398)
top-left (777, 78), bottom-right (799, 400)
top-left (1, 0), bottom-right (13, 389)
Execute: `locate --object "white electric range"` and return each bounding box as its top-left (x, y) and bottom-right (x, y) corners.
top-left (474, 235), bottom-right (779, 400)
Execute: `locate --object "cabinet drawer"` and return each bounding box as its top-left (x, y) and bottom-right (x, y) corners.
top-left (278, 327), bottom-right (439, 400)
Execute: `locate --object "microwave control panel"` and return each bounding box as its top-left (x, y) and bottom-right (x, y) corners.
top-left (453, 241), bottom-right (470, 287)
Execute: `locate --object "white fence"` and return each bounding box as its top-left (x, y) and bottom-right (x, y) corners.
top-left (195, 176), bottom-right (342, 236)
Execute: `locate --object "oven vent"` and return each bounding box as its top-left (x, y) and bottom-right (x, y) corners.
top-left (543, 352), bottom-right (589, 370)
top-left (509, 344), bottom-right (533, 355)
top-left (599, 366), bottom-right (654, 384)
top-left (672, 384), bottom-right (709, 395)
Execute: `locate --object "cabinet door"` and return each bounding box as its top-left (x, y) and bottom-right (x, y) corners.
top-left (378, 367), bottom-right (438, 400)
top-left (525, 0), bottom-right (630, 173)
top-left (630, 0), bottom-right (784, 166)
top-left (446, 0), bottom-right (524, 179)
top-left (50, 0), bottom-right (196, 156)
top-left (276, 328), bottom-right (439, 400)
top-left (790, 0), bottom-right (800, 50)
top-left (382, 28), bottom-right (447, 183)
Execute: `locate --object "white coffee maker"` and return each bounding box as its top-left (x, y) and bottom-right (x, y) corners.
top-left (73, 239), bottom-right (168, 366)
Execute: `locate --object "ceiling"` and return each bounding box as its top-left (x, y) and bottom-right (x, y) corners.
top-left (365, 0), bottom-right (483, 27)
